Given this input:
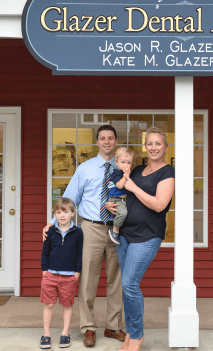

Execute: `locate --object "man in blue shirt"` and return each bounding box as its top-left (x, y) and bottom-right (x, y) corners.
top-left (43, 125), bottom-right (125, 347)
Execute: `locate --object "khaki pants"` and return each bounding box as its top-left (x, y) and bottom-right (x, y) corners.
top-left (79, 219), bottom-right (123, 333)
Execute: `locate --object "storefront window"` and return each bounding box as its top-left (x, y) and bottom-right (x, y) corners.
top-left (48, 110), bottom-right (208, 247)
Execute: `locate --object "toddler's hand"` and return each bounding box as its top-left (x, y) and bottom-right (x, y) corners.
top-left (123, 164), bottom-right (131, 179)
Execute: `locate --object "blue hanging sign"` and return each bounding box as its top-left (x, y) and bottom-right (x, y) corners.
top-left (22, 0), bottom-right (213, 75)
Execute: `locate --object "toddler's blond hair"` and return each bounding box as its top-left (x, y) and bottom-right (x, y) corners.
top-left (115, 147), bottom-right (134, 162)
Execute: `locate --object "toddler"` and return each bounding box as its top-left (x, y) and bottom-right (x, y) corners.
top-left (108, 147), bottom-right (134, 245)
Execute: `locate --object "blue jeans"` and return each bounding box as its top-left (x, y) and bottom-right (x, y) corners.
top-left (116, 236), bottom-right (162, 339)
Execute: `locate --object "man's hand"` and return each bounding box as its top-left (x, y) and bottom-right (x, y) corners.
top-left (42, 271), bottom-right (47, 276)
top-left (75, 272), bottom-right (80, 281)
top-left (42, 223), bottom-right (53, 242)
top-left (105, 201), bottom-right (119, 215)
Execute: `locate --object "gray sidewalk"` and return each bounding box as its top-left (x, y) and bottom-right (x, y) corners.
top-left (0, 328), bottom-right (213, 351)
top-left (0, 297), bottom-right (213, 350)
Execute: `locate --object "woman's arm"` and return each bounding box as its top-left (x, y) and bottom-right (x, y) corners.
top-left (124, 177), bottom-right (175, 212)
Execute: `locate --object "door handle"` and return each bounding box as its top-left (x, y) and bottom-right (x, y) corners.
top-left (9, 209), bottom-right (15, 215)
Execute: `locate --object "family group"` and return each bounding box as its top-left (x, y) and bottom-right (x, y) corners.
top-left (40, 125), bottom-right (175, 350)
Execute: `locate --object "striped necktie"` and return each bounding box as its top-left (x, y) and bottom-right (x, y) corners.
top-left (100, 162), bottom-right (111, 223)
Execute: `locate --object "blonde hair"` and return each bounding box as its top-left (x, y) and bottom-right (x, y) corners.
top-left (115, 147), bottom-right (134, 162)
top-left (53, 197), bottom-right (75, 213)
top-left (145, 127), bottom-right (168, 145)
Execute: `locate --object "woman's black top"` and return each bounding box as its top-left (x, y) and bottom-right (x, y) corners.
top-left (120, 164), bottom-right (175, 243)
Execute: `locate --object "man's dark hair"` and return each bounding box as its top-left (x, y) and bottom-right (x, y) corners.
top-left (96, 125), bottom-right (117, 140)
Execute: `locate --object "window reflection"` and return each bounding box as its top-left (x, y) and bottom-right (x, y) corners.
top-left (194, 211), bottom-right (203, 243)
top-left (154, 114), bottom-right (175, 144)
top-left (129, 115), bottom-right (152, 144)
top-left (0, 156), bottom-right (2, 182)
top-left (103, 114), bottom-right (127, 144)
top-left (78, 146), bottom-right (99, 165)
top-left (194, 146), bottom-right (203, 177)
top-left (0, 212), bottom-right (2, 239)
top-left (52, 178), bottom-right (71, 198)
top-left (0, 184), bottom-right (2, 211)
top-left (194, 179), bottom-right (203, 210)
top-left (194, 115), bottom-right (203, 145)
top-left (164, 211), bottom-right (175, 243)
top-left (52, 145), bottom-right (76, 177)
top-left (0, 127), bottom-right (3, 153)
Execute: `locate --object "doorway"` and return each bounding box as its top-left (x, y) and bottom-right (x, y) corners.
top-left (0, 107), bottom-right (21, 296)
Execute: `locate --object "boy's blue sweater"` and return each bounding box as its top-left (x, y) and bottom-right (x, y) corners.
top-left (41, 225), bottom-right (83, 273)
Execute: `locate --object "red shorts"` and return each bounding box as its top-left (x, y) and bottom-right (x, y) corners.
top-left (40, 271), bottom-right (77, 306)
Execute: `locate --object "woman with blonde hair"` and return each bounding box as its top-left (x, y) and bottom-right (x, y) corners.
top-left (107, 127), bottom-right (175, 351)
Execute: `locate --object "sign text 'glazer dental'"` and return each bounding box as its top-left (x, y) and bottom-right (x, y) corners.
top-left (22, 0), bottom-right (213, 75)
top-left (41, 7), bottom-right (204, 34)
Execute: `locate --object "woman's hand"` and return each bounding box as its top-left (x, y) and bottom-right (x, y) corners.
top-left (42, 223), bottom-right (53, 242)
top-left (124, 178), bottom-right (137, 192)
top-left (75, 272), bottom-right (80, 281)
top-left (105, 201), bottom-right (119, 215)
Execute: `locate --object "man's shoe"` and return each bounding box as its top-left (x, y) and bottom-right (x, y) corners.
top-left (84, 330), bottom-right (96, 347)
top-left (104, 329), bottom-right (126, 342)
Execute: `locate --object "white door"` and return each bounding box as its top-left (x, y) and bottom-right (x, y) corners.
top-left (0, 108), bottom-right (21, 296)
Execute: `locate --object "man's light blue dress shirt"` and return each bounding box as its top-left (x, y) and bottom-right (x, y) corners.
top-left (50, 153), bottom-right (117, 224)
top-left (48, 220), bottom-right (75, 276)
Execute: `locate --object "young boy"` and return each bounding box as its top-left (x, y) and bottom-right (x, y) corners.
top-left (40, 197), bottom-right (83, 349)
top-left (108, 147), bottom-right (134, 245)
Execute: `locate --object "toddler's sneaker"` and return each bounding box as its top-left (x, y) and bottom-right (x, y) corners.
top-left (108, 228), bottom-right (120, 245)
top-left (59, 335), bottom-right (71, 348)
top-left (40, 336), bottom-right (51, 349)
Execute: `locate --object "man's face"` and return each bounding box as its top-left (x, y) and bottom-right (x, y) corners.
top-left (96, 130), bottom-right (117, 158)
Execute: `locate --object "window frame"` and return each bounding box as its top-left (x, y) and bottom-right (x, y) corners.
top-left (47, 109), bottom-right (208, 248)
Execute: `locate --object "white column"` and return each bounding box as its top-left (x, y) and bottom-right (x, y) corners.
top-left (168, 77), bottom-right (199, 347)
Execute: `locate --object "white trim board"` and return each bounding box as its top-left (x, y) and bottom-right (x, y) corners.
top-left (0, 16), bottom-right (22, 38)
top-left (0, 0), bottom-right (26, 38)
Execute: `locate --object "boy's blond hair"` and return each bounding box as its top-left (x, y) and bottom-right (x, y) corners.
top-left (145, 127), bottom-right (168, 145)
top-left (53, 197), bottom-right (75, 213)
top-left (115, 147), bottom-right (134, 162)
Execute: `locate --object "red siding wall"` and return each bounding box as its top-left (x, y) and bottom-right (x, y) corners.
top-left (0, 39), bottom-right (212, 297)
